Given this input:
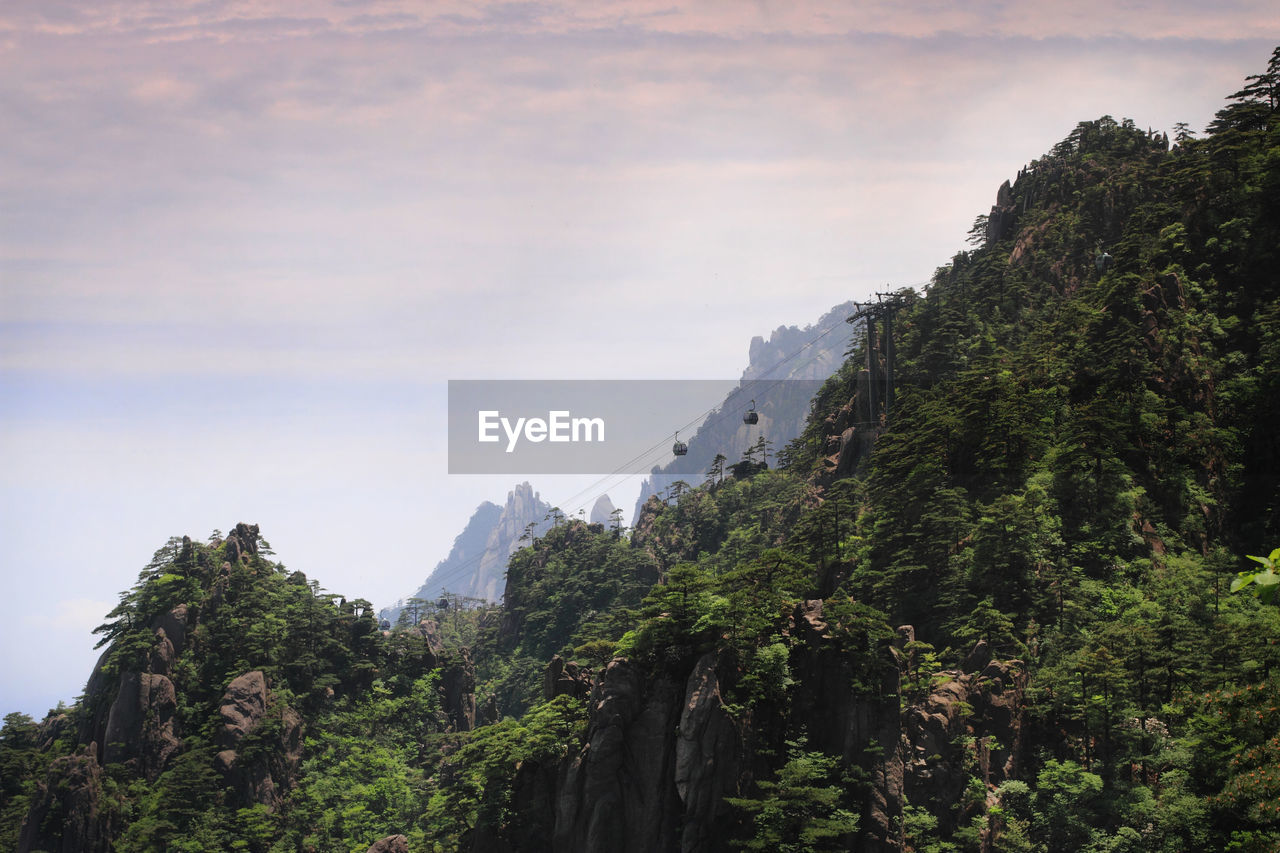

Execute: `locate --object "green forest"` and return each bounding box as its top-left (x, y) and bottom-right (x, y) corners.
top-left (3, 47), bottom-right (1279, 853)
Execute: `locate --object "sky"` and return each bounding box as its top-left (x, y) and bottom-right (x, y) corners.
top-left (2, 1), bottom-right (1279, 718)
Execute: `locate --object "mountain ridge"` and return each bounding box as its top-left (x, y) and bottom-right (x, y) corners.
top-left (3, 48), bottom-right (1278, 853)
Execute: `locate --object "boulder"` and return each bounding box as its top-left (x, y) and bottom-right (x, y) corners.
top-left (365, 834), bottom-right (409, 853)
top-left (794, 599), bottom-right (829, 643)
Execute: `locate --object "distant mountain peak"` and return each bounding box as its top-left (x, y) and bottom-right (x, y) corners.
top-left (589, 494), bottom-right (617, 526)
top-left (382, 482), bottom-right (552, 622)
top-left (631, 300), bottom-right (858, 524)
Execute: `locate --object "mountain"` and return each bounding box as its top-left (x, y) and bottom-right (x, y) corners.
top-left (630, 299), bottom-right (858, 524)
top-left (5, 48), bottom-right (1280, 853)
top-left (588, 494), bottom-right (617, 526)
top-left (383, 483), bottom-right (553, 622)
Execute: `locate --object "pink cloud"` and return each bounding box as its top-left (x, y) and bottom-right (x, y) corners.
top-left (3, 1), bottom-right (1278, 42)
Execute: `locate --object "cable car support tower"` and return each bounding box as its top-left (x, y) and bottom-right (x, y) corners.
top-left (846, 290), bottom-right (912, 429)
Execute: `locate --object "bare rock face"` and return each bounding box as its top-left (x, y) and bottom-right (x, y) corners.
top-left (546, 616), bottom-right (1028, 853)
top-left (864, 653), bottom-right (908, 852)
top-left (17, 745), bottom-right (110, 853)
top-left (365, 835), bottom-right (410, 853)
top-left (151, 604), bottom-right (189, 657)
top-left (969, 658), bottom-right (1028, 784)
top-left (149, 628), bottom-right (176, 676)
top-left (900, 649), bottom-right (1029, 837)
top-left (901, 677), bottom-right (972, 826)
top-left (223, 522), bottom-right (260, 565)
top-left (554, 659), bottom-right (682, 853)
top-left (497, 757), bottom-right (559, 852)
top-left (213, 670), bottom-right (303, 809)
top-left (674, 654), bottom-right (743, 852)
top-left (77, 648), bottom-right (117, 751)
top-left (441, 649), bottom-right (477, 732)
top-left (217, 670), bottom-right (269, 749)
top-left (80, 602), bottom-right (190, 777)
top-left (788, 604), bottom-right (903, 850)
top-left (985, 179), bottom-right (1017, 245)
top-left (417, 619), bottom-right (445, 656)
top-left (102, 671), bottom-right (179, 781)
top-left (818, 397), bottom-right (876, 482)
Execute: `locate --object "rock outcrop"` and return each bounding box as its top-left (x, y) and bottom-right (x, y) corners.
top-left (554, 660), bottom-right (684, 852)
top-left (553, 653), bottom-right (759, 853)
top-left (17, 746), bottom-right (110, 853)
top-left (544, 655), bottom-right (592, 702)
top-left (77, 604), bottom-right (191, 781)
top-left (552, 607), bottom-right (1028, 853)
top-left (674, 654), bottom-right (743, 852)
top-left (900, 656), bottom-right (1028, 836)
top-left (441, 649), bottom-right (477, 732)
top-left (365, 835), bottom-right (410, 853)
top-left (151, 603), bottom-right (189, 657)
top-left (102, 670), bottom-right (179, 781)
top-left (213, 670), bottom-right (303, 809)
top-left (223, 522), bottom-right (260, 565)
top-left (985, 179), bottom-right (1017, 245)
top-left (817, 393), bottom-right (878, 484)
top-left (788, 599), bottom-right (904, 849)
top-left (589, 493), bottom-right (617, 526)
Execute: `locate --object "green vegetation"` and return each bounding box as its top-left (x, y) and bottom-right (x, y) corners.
top-left (3, 46), bottom-right (1279, 853)
top-left (726, 743), bottom-right (860, 851)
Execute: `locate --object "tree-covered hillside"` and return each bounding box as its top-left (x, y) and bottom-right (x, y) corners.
top-left (3, 47), bottom-right (1279, 853)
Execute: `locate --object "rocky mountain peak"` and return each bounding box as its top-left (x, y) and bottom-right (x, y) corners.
top-left (588, 494), bottom-right (617, 526)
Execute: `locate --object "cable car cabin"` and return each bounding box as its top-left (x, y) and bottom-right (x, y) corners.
top-left (379, 619), bottom-right (391, 631)
top-left (1095, 251), bottom-right (1113, 272)
top-left (743, 400), bottom-right (759, 425)
top-left (672, 433), bottom-right (688, 456)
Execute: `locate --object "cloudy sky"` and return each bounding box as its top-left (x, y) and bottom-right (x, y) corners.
top-left (3, 1), bottom-right (1278, 717)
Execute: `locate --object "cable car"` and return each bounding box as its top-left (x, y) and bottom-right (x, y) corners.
top-left (672, 432), bottom-right (688, 457)
top-left (743, 400), bottom-right (759, 425)
top-left (1095, 251), bottom-right (1113, 272)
